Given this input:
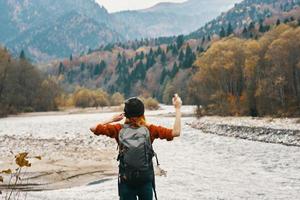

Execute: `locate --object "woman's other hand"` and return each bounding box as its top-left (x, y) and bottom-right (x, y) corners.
top-left (172, 93), bottom-right (182, 109)
top-left (90, 113), bottom-right (124, 133)
top-left (112, 113), bottom-right (125, 122)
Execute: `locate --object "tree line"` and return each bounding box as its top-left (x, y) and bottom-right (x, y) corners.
top-left (0, 48), bottom-right (60, 117)
top-left (189, 24), bottom-right (300, 117)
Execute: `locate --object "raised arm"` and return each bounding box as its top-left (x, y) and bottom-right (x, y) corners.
top-left (172, 94), bottom-right (182, 137)
top-left (90, 113), bottom-right (124, 133)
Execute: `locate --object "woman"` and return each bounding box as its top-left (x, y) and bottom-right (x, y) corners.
top-left (90, 94), bottom-right (182, 200)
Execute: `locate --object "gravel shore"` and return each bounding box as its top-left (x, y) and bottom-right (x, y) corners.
top-left (189, 116), bottom-right (300, 147)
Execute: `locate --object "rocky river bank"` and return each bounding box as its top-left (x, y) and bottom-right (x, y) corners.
top-left (189, 116), bottom-right (300, 147)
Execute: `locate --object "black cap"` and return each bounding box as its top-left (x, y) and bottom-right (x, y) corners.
top-left (124, 97), bottom-right (145, 118)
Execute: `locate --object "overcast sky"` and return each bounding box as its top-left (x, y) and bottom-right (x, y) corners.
top-left (96, 0), bottom-right (186, 13)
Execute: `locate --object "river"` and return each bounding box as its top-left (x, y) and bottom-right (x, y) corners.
top-left (0, 106), bottom-right (299, 200)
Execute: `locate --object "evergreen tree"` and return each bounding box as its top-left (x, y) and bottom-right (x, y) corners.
top-left (80, 62), bottom-right (85, 71)
top-left (94, 60), bottom-right (106, 76)
top-left (69, 54), bottom-right (73, 61)
top-left (149, 48), bottom-right (154, 56)
top-left (276, 19), bottom-right (281, 26)
top-left (160, 68), bottom-right (168, 84)
top-left (178, 50), bottom-right (185, 62)
top-left (284, 18), bottom-right (290, 23)
top-left (242, 27), bottom-right (248, 38)
top-left (117, 52), bottom-right (122, 60)
top-left (20, 50), bottom-right (26, 60)
top-left (290, 16), bottom-right (295, 22)
top-left (134, 52), bottom-right (140, 61)
top-left (248, 22), bottom-right (255, 31)
top-left (207, 35), bottom-right (211, 41)
top-left (116, 60), bottom-right (123, 73)
top-left (171, 62), bottom-right (179, 78)
top-left (172, 45), bottom-right (178, 55)
top-left (156, 46), bottom-right (162, 56)
top-left (227, 23), bottom-right (233, 36)
top-left (259, 19), bottom-right (265, 33)
top-left (201, 36), bottom-right (205, 44)
top-left (140, 51), bottom-right (145, 60)
top-left (146, 54), bottom-right (156, 69)
top-left (58, 62), bottom-right (65, 75)
top-left (160, 51), bottom-right (167, 65)
top-left (176, 35), bottom-right (184, 49)
top-left (219, 26), bottom-right (226, 38)
top-left (197, 46), bottom-right (204, 53)
top-left (133, 60), bottom-right (146, 80)
top-left (182, 44), bottom-right (196, 69)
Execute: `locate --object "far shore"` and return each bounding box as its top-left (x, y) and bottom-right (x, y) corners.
top-left (6, 106), bottom-right (124, 118)
top-left (4, 105), bottom-right (197, 118)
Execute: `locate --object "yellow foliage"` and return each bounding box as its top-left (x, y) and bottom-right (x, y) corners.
top-left (191, 25), bottom-right (300, 117)
top-left (15, 152), bottom-right (31, 167)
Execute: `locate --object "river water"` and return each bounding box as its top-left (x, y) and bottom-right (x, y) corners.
top-left (0, 106), bottom-right (300, 200)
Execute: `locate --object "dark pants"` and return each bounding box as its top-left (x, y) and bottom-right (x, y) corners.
top-left (119, 182), bottom-right (153, 200)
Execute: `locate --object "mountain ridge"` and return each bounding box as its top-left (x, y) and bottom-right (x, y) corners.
top-left (0, 0), bottom-right (240, 61)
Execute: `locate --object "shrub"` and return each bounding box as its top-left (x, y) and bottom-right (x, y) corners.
top-left (73, 88), bottom-right (94, 108)
top-left (110, 92), bottom-right (125, 106)
top-left (72, 88), bottom-right (110, 108)
top-left (141, 97), bottom-right (160, 110)
top-left (92, 90), bottom-right (110, 107)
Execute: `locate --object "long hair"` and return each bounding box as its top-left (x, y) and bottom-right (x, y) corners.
top-left (125, 115), bottom-right (146, 127)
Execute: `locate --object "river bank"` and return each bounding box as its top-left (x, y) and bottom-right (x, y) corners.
top-left (189, 116), bottom-right (300, 147)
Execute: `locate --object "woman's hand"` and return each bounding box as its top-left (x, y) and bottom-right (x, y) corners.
top-left (172, 93), bottom-right (182, 137)
top-left (111, 113), bottom-right (125, 122)
top-left (172, 93), bottom-right (182, 109)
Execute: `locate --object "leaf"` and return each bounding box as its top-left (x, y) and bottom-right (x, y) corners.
top-left (1, 169), bottom-right (12, 174)
top-left (15, 152), bottom-right (31, 167)
top-left (0, 176), bottom-right (3, 182)
top-left (34, 156), bottom-right (42, 160)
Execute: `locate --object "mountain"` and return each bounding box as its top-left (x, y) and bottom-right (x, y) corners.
top-left (0, 0), bottom-right (240, 61)
top-left (7, 11), bottom-right (123, 61)
top-left (0, 0), bottom-right (118, 60)
top-left (112, 0), bottom-right (240, 38)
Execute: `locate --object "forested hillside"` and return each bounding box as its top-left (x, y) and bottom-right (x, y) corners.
top-left (188, 0), bottom-right (300, 40)
top-left (45, 35), bottom-right (198, 104)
